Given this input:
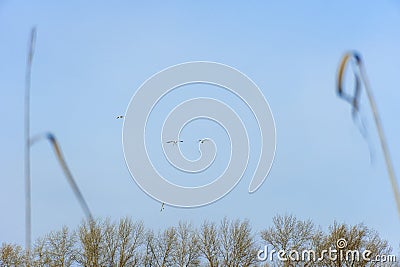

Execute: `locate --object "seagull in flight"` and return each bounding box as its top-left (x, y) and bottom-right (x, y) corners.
top-left (160, 203), bottom-right (165, 212)
top-left (116, 115), bottom-right (124, 119)
top-left (166, 140), bottom-right (183, 145)
top-left (198, 138), bottom-right (210, 144)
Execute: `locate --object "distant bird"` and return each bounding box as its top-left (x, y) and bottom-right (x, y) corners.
top-left (116, 115), bottom-right (124, 119)
top-left (160, 202), bottom-right (165, 212)
top-left (198, 138), bottom-right (210, 144)
top-left (166, 140), bottom-right (183, 145)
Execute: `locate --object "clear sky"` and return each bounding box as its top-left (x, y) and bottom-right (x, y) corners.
top-left (1, 1), bottom-right (399, 248)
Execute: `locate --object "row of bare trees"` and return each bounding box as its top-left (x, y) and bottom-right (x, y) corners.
top-left (1, 215), bottom-right (398, 267)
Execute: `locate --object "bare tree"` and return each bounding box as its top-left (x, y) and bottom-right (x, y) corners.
top-left (219, 217), bottom-right (258, 267)
top-left (43, 226), bottom-right (76, 267)
top-left (172, 221), bottom-right (200, 267)
top-left (198, 221), bottom-right (220, 267)
top-left (76, 219), bottom-right (108, 267)
top-left (145, 227), bottom-right (177, 267)
top-left (102, 217), bottom-right (144, 267)
top-left (261, 215), bottom-right (398, 267)
top-left (2, 215), bottom-right (397, 267)
top-left (260, 214), bottom-right (318, 267)
top-left (0, 243), bottom-right (25, 267)
top-left (316, 222), bottom-right (397, 267)
top-left (117, 217), bottom-right (144, 266)
top-left (141, 230), bottom-right (157, 267)
top-left (31, 238), bottom-right (50, 267)
top-left (103, 219), bottom-right (118, 266)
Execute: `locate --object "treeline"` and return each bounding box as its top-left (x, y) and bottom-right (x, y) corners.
top-left (1, 215), bottom-right (398, 267)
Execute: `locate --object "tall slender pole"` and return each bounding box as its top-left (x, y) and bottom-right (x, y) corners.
top-left (337, 51), bottom-right (400, 219)
top-left (25, 27), bottom-right (36, 261)
top-left (358, 64), bottom-right (400, 217)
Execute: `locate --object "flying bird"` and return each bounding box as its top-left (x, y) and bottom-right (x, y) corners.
top-left (160, 202), bottom-right (165, 212)
top-left (116, 115), bottom-right (124, 119)
top-left (166, 140), bottom-right (183, 145)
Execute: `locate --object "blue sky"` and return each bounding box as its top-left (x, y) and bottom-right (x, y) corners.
top-left (1, 1), bottom-right (399, 248)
